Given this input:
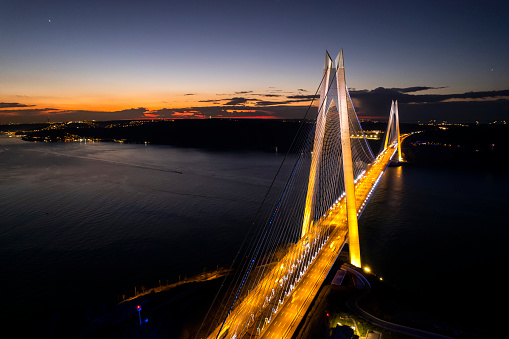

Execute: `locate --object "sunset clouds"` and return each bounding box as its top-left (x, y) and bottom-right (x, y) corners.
top-left (1, 1), bottom-right (507, 124)
top-left (2, 86), bottom-right (508, 123)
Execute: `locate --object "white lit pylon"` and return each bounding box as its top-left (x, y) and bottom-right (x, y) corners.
top-left (301, 49), bottom-right (361, 267)
top-left (383, 100), bottom-right (402, 162)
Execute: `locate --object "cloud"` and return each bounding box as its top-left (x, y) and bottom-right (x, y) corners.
top-left (198, 99), bottom-right (220, 103)
top-left (3, 87), bottom-right (508, 124)
top-left (259, 94), bottom-right (281, 97)
top-left (161, 93), bottom-right (509, 122)
top-left (0, 107), bottom-right (59, 116)
top-left (0, 107), bottom-right (148, 123)
top-left (388, 86), bottom-right (447, 93)
top-left (141, 108), bottom-right (207, 119)
top-left (349, 87), bottom-right (509, 122)
top-left (0, 102), bottom-right (36, 108)
top-left (395, 99), bottom-right (509, 123)
top-left (286, 94), bottom-right (320, 101)
top-left (183, 93), bottom-right (195, 96)
top-left (198, 89), bottom-right (317, 107)
top-left (255, 100), bottom-right (285, 106)
top-left (352, 87), bottom-right (509, 105)
top-left (223, 97), bottom-right (255, 105)
top-left (145, 106), bottom-right (297, 120)
top-left (448, 89), bottom-right (509, 100)
top-left (171, 111), bottom-right (205, 118)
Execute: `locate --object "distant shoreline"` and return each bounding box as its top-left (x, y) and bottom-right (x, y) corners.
top-left (119, 266), bottom-right (231, 304)
top-left (2, 119), bottom-right (507, 168)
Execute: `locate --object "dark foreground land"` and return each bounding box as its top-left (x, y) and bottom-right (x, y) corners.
top-left (296, 249), bottom-right (488, 339)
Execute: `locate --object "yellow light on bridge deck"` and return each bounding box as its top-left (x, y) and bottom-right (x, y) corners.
top-left (363, 267), bottom-right (371, 273)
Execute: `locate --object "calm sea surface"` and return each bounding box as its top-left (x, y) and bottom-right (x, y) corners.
top-left (1, 134), bottom-right (506, 328)
top-left (0, 135), bottom-right (282, 318)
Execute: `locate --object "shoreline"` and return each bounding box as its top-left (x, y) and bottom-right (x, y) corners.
top-left (119, 266), bottom-right (231, 304)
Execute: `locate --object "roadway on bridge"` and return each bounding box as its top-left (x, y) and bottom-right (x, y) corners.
top-left (208, 139), bottom-right (412, 339)
top-left (258, 145), bottom-right (399, 339)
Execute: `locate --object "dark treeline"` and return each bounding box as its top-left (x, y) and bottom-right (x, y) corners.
top-left (0, 123), bottom-right (49, 132)
top-left (6, 119), bottom-right (414, 152)
top-left (17, 119), bottom-right (312, 152)
top-left (3, 119), bottom-right (508, 168)
top-left (403, 124), bottom-right (509, 169)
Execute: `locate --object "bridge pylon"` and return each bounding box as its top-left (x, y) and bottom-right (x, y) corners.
top-left (301, 49), bottom-right (361, 268)
top-left (383, 100), bottom-right (402, 161)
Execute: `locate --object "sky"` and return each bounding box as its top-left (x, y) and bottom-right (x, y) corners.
top-left (1, 0), bottom-right (508, 123)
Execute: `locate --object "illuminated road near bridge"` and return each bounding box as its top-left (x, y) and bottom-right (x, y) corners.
top-left (204, 51), bottom-right (409, 339)
top-left (260, 139), bottom-right (411, 339)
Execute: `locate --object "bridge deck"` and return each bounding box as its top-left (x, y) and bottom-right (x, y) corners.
top-left (207, 145), bottom-right (398, 339)
top-left (258, 146), bottom-right (397, 339)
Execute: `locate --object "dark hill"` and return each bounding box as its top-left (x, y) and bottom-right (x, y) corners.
top-left (21, 119), bottom-right (312, 152)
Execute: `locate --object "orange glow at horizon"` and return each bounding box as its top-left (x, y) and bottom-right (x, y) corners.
top-left (225, 109), bottom-right (258, 113)
top-left (0, 88), bottom-right (320, 123)
top-left (226, 116), bottom-right (277, 119)
top-left (1, 91), bottom-right (229, 112)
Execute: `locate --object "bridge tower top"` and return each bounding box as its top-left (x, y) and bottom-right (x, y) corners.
top-left (302, 49), bottom-right (361, 267)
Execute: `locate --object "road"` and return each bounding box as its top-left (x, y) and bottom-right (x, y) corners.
top-left (207, 141), bottom-right (405, 339)
top-left (342, 264), bottom-right (453, 339)
top-left (257, 144), bottom-right (400, 339)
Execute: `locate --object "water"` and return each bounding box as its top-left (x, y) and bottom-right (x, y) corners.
top-left (1, 134), bottom-right (506, 333)
top-left (0, 135), bottom-right (282, 319)
top-left (359, 162), bottom-right (508, 330)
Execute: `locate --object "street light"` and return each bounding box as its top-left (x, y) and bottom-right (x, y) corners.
top-left (137, 305), bottom-right (142, 326)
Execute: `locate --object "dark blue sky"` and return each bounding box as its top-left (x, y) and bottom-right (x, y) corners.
top-left (1, 0), bottom-right (508, 123)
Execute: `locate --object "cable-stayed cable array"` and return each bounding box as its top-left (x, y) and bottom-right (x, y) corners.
top-left (198, 51), bottom-right (385, 339)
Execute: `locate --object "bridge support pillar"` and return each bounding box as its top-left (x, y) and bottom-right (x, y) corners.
top-left (336, 51), bottom-right (361, 268)
top-left (384, 100), bottom-right (402, 162)
top-left (395, 100), bottom-right (402, 161)
top-left (301, 50), bottom-right (361, 267)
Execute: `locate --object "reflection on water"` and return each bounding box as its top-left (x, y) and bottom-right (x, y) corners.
top-left (359, 161), bottom-right (508, 326)
top-left (1, 134), bottom-right (506, 331)
top-left (395, 164), bottom-right (402, 178)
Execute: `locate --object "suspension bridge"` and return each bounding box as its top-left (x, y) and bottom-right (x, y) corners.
top-left (200, 50), bottom-right (409, 339)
